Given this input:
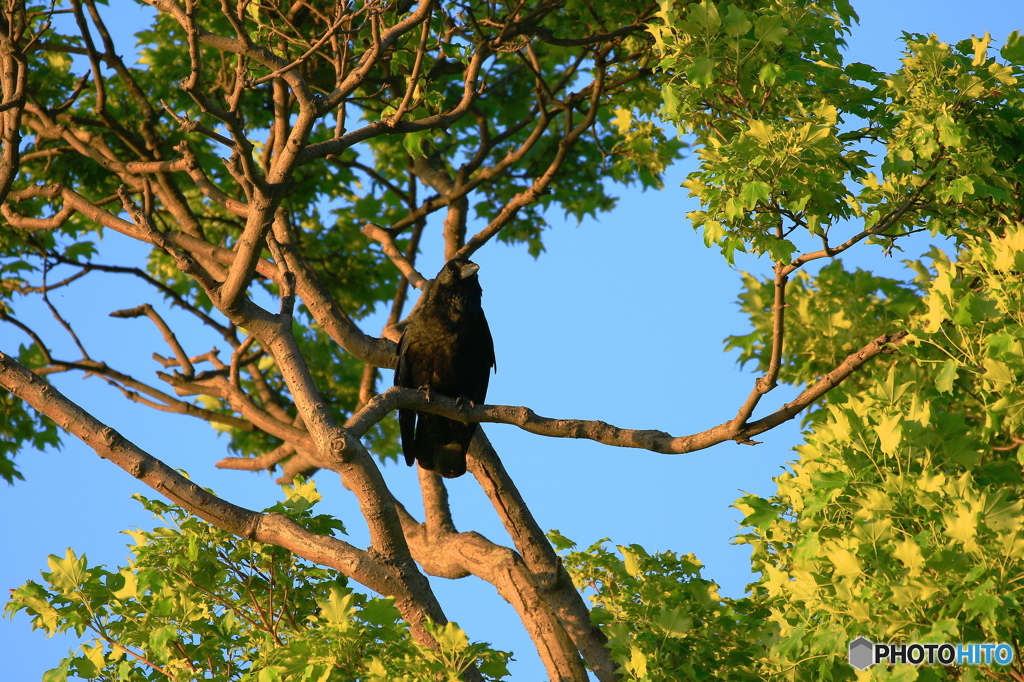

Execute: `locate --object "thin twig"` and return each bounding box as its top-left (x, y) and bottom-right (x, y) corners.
top-left (110, 303), bottom-right (195, 377)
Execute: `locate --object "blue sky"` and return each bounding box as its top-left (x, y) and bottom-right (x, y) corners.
top-left (2, 1), bottom-right (1022, 679)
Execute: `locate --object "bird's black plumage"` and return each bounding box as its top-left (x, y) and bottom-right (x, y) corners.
top-left (394, 258), bottom-right (496, 478)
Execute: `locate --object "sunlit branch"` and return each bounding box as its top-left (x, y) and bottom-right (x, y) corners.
top-left (352, 331), bottom-right (910, 455)
top-left (468, 433), bottom-right (618, 682)
top-left (731, 263), bottom-right (788, 428)
top-left (783, 177), bottom-right (935, 276)
top-left (362, 222), bottom-right (428, 290)
top-left (393, 496), bottom-right (591, 682)
top-left (0, 350), bottom-right (458, 660)
top-left (216, 442), bottom-right (297, 472)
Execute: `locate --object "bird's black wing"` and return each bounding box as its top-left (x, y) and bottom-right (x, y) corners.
top-left (454, 306), bottom-right (495, 405)
top-left (394, 333), bottom-right (416, 468)
top-left (394, 327), bottom-right (435, 470)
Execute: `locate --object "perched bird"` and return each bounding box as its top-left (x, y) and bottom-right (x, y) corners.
top-left (394, 258), bottom-right (496, 478)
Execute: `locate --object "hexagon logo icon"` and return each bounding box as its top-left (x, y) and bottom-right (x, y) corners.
top-left (849, 637), bottom-right (875, 670)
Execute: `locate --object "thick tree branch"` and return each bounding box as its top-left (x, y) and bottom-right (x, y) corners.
top-left (469, 433), bottom-right (619, 682)
top-left (0, 3), bottom-right (27, 202)
top-left (395, 499), bottom-right (592, 682)
top-left (0, 351), bottom-right (490, 679)
top-left (0, 351), bottom-right (413, 636)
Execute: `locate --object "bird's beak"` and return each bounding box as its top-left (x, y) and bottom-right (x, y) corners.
top-left (459, 261), bottom-right (480, 278)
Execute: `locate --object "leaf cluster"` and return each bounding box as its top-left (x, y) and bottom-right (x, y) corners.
top-left (550, 532), bottom-right (768, 681)
top-left (6, 484), bottom-right (509, 681)
top-left (652, 2), bottom-right (1024, 264)
top-left (727, 260), bottom-right (922, 395)
top-left (734, 227), bottom-right (1024, 680)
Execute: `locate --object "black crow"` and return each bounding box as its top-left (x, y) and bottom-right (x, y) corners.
top-left (394, 258), bottom-right (496, 478)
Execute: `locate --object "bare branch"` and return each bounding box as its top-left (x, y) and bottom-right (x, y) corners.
top-left (302, 41), bottom-right (490, 162)
top-left (110, 303), bottom-right (194, 378)
top-left (350, 331), bottom-right (910, 455)
top-left (216, 442), bottom-right (297, 471)
top-left (320, 0), bottom-right (435, 111)
top-left (361, 222), bottom-right (428, 289)
top-left (731, 264), bottom-right (788, 428)
top-left (385, 14), bottom-right (432, 126)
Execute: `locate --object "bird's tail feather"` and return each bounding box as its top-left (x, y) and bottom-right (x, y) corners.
top-left (408, 413), bottom-right (477, 478)
top-left (432, 442), bottom-right (468, 478)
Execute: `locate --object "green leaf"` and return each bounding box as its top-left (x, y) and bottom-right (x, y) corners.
top-left (944, 506), bottom-right (978, 546)
top-left (753, 14), bottom-right (787, 44)
top-left (965, 589), bottom-right (999, 623)
top-left (946, 175), bottom-right (975, 201)
top-left (740, 181), bottom-right (771, 207)
top-left (653, 606), bottom-right (692, 637)
top-left (433, 621), bottom-right (470, 654)
top-left (258, 666), bottom-right (284, 682)
top-left (46, 548), bottom-right (89, 597)
top-left (281, 477), bottom-right (322, 512)
top-left (687, 0), bottom-right (721, 33)
top-left (625, 645), bottom-right (648, 677)
top-left (758, 62), bottom-right (784, 85)
top-left (149, 625), bottom-right (177, 659)
top-left (687, 56), bottom-right (716, 88)
top-left (735, 495), bottom-right (778, 531)
top-left (829, 546), bottom-right (862, 577)
top-left (546, 529), bottom-right (576, 551)
top-left (317, 587), bottom-right (354, 627)
top-left (722, 5), bottom-right (752, 37)
top-left (1001, 30), bottom-right (1024, 64)
top-left (621, 547), bottom-right (642, 578)
top-left (935, 359), bottom-right (958, 393)
top-left (402, 129), bottom-right (430, 157)
top-left (361, 597), bottom-right (401, 626)
top-left (42, 660), bottom-right (74, 682)
top-left (982, 358), bottom-right (1015, 387)
top-left (64, 241), bottom-right (97, 261)
top-left (893, 539), bottom-right (924, 575)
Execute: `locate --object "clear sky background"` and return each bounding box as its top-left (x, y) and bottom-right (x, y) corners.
top-left (2, 1), bottom-right (1022, 680)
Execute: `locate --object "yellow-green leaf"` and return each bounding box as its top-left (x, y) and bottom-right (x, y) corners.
top-left (982, 358), bottom-right (1014, 386)
top-left (874, 414), bottom-right (903, 455)
top-left (612, 108), bottom-right (632, 135)
top-left (935, 359), bottom-right (958, 393)
top-left (893, 539), bottom-right (924, 576)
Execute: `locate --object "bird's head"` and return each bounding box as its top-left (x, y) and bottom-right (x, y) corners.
top-left (437, 258), bottom-right (480, 285)
top-left (428, 258), bottom-right (483, 312)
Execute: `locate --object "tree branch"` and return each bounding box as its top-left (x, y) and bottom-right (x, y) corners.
top-left (469, 433), bottom-right (619, 681)
top-left (110, 304), bottom-right (194, 378)
top-left (350, 331), bottom-right (909, 455)
top-left (0, 350), bottom-right (469, 669)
